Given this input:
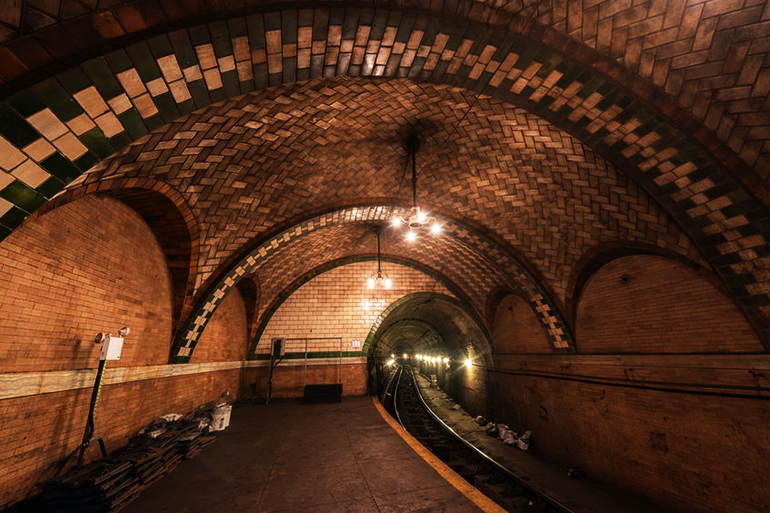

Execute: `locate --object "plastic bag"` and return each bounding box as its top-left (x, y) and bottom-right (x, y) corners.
top-left (516, 430), bottom-right (531, 451)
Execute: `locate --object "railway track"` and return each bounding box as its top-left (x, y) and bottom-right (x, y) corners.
top-left (385, 365), bottom-right (574, 513)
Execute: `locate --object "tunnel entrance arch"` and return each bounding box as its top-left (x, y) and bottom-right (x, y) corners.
top-left (364, 292), bottom-right (492, 415)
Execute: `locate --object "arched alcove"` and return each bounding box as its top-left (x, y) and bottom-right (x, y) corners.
top-left (575, 254), bottom-right (763, 353)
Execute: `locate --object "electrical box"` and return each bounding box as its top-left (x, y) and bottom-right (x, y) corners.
top-left (271, 337), bottom-right (285, 356)
top-left (100, 335), bottom-right (124, 361)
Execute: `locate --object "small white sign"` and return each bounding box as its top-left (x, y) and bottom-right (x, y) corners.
top-left (351, 339), bottom-right (361, 348)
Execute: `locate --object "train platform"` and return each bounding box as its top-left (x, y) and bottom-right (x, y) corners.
top-left (119, 396), bottom-right (495, 513)
top-left (414, 374), bottom-right (668, 513)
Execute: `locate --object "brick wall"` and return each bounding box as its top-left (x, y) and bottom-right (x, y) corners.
top-left (191, 288), bottom-right (248, 363)
top-left (0, 195), bottom-right (245, 507)
top-left (488, 253), bottom-right (769, 513)
top-left (0, 370), bottom-right (240, 507)
top-left (256, 262), bottom-right (450, 355)
top-left (576, 254), bottom-right (762, 353)
top-left (487, 371), bottom-right (769, 513)
top-left (492, 294), bottom-right (551, 354)
top-left (0, 195), bottom-right (174, 372)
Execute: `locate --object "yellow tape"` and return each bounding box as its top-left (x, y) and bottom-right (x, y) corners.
top-left (372, 397), bottom-right (507, 513)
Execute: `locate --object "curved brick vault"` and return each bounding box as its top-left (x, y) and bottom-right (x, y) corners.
top-left (1, 2), bottom-right (770, 352)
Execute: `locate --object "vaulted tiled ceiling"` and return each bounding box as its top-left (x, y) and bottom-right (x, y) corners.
top-left (2, 0), bottom-right (770, 353)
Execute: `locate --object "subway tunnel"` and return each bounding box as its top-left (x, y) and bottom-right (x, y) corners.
top-left (0, 1), bottom-right (769, 512)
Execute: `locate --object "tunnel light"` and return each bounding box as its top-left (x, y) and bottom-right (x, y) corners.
top-left (464, 358), bottom-right (472, 368)
top-left (443, 357), bottom-right (449, 364)
top-left (403, 353), bottom-right (407, 358)
top-left (387, 359), bottom-right (395, 366)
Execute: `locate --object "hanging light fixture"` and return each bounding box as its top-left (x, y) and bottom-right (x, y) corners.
top-left (368, 225), bottom-right (392, 290)
top-left (391, 135), bottom-right (442, 241)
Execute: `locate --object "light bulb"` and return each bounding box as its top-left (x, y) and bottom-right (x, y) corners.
top-left (464, 358), bottom-right (472, 368)
top-left (391, 217), bottom-right (401, 227)
top-left (416, 210), bottom-right (427, 223)
top-left (367, 278), bottom-right (375, 289)
top-left (406, 231), bottom-right (416, 242)
top-left (431, 224), bottom-right (441, 234)
top-left (443, 357), bottom-right (449, 363)
top-left (385, 278), bottom-right (392, 289)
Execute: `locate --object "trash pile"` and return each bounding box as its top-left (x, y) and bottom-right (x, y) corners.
top-left (40, 400), bottom-right (232, 513)
top-left (477, 416), bottom-right (532, 451)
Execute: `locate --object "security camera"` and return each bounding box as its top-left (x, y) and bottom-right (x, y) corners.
top-left (95, 332), bottom-right (106, 344)
top-left (118, 327), bottom-right (130, 337)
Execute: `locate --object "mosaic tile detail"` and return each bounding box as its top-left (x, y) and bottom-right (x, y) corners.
top-left (170, 205), bottom-right (571, 363)
top-left (0, 6), bottom-right (767, 346)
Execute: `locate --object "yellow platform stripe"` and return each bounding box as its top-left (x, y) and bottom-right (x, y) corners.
top-left (372, 397), bottom-right (507, 513)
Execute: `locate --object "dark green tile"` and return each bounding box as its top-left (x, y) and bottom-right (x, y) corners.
top-left (144, 113), bottom-right (164, 131)
top-left (36, 176), bottom-right (65, 199)
top-left (176, 98), bottom-right (196, 116)
top-left (0, 180), bottom-right (47, 213)
top-left (104, 48), bottom-right (134, 74)
top-left (147, 34), bottom-right (174, 58)
top-left (227, 17), bottom-right (248, 38)
top-left (74, 152), bottom-right (99, 172)
top-left (264, 11), bottom-right (281, 32)
top-left (7, 90), bottom-right (47, 117)
top-left (281, 10), bottom-right (297, 45)
top-left (169, 29), bottom-right (198, 68)
top-left (57, 67), bottom-right (91, 93)
top-left (188, 24), bottom-right (211, 46)
top-left (81, 58), bottom-right (123, 99)
top-left (34, 79), bottom-right (84, 122)
top-left (118, 109), bottom-right (148, 139)
top-left (0, 103), bottom-right (40, 148)
top-left (40, 152), bottom-right (81, 184)
top-left (341, 9), bottom-right (359, 39)
top-left (246, 14), bottom-right (266, 49)
top-left (153, 92), bottom-right (181, 122)
top-left (222, 71), bottom-right (240, 99)
top-left (126, 41), bottom-right (162, 81)
top-left (108, 130), bottom-right (133, 151)
top-left (0, 206), bottom-right (28, 229)
top-left (187, 80), bottom-right (211, 109)
top-left (210, 20), bottom-right (233, 57)
top-left (0, 225), bottom-right (11, 240)
top-left (80, 128), bottom-right (114, 159)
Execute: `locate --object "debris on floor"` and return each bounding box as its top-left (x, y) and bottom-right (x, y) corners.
top-left (39, 404), bottom-right (225, 513)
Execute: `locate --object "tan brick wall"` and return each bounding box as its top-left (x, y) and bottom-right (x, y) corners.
top-left (492, 294), bottom-right (551, 354)
top-left (256, 262), bottom-right (452, 354)
top-left (0, 369), bottom-right (240, 508)
top-left (575, 254), bottom-right (762, 353)
top-left (487, 370), bottom-right (770, 513)
top-left (0, 195), bottom-right (174, 372)
top-left (191, 288), bottom-right (248, 362)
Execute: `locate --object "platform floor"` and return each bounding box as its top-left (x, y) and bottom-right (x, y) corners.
top-left (120, 396), bottom-right (486, 513)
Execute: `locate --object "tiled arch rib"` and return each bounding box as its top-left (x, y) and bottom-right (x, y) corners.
top-left (0, 5), bottom-right (768, 343)
top-left (171, 206), bottom-right (571, 363)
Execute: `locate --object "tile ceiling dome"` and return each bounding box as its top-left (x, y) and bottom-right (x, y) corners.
top-left (0, 0), bottom-right (770, 357)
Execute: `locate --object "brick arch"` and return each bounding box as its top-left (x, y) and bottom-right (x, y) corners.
top-left (565, 241), bottom-right (731, 331)
top-left (25, 178), bottom-right (200, 337)
top-left (177, 204), bottom-right (571, 363)
top-left (363, 291), bottom-right (493, 365)
top-left (0, 4), bottom-right (769, 344)
top-left (574, 253), bottom-right (764, 354)
top-left (246, 254), bottom-right (467, 358)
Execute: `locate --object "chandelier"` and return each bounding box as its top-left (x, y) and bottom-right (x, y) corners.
top-left (391, 136), bottom-right (441, 241)
top-left (368, 225), bottom-right (392, 290)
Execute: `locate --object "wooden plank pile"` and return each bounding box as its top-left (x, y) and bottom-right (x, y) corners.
top-left (40, 419), bottom-right (217, 512)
